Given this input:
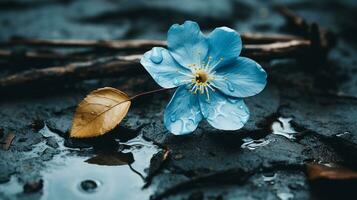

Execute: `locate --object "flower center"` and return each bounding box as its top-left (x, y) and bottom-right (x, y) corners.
top-left (195, 70), bottom-right (209, 84)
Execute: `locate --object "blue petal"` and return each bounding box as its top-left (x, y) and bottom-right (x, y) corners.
top-left (198, 91), bottom-right (250, 130)
top-left (140, 47), bottom-right (192, 88)
top-left (207, 27), bottom-right (242, 71)
top-left (164, 86), bottom-right (203, 135)
top-left (212, 57), bottom-right (267, 98)
top-left (167, 21), bottom-right (208, 68)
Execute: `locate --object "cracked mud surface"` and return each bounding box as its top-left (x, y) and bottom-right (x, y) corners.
top-left (0, 0), bottom-right (357, 200)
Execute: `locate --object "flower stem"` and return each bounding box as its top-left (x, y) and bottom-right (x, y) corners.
top-left (129, 87), bottom-right (174, 101)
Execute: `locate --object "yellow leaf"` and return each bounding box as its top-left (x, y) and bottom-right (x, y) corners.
top-left (70, 87), bottom-right (131, 138)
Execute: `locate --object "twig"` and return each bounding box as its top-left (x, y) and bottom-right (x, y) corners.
top-left (241, 32), bottom-right (303, 44)
top-left (0, 38), bottom-right (310, 63)
top-left (5, 39), bottom-right (166, 51)
top-left (0, 39), bottom-right (312, 89)
top-left (0, 49), bottom-right (91, 62)
top-left (276, 5), bottom-right (310, 34)
top-left (0, 55), bottom-right (143, 88)
top-left (151, 168), bottom-right (250, 200)
top-left (242, 39), bottom-right (311, 60)
top-left (276, 5), bottom-right (336, 50)
top-left (3, 33), bottom-right (302, 51)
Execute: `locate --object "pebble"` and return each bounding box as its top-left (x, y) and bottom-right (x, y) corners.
top-left (23, 179), bottom-right (43, 193)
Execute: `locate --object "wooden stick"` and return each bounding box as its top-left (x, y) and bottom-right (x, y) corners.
top-left (0, 49), bottom-right (91, 62)
top-left (0, 55), bottom-right (143, 88)
top-left (276, 5), bottom-right (310, 34)
top-left (242, 39), bottom-right (310, 60)
top-left (276, 5), bottom-right (336, 50)
top-left (0, 37), bottom-right (310, 63)
top-left (0, 39), bottom-right (312, 89)
top-left (5, 39), bottom-right (166, 51)
top-left (4, 33), bottom-right (302, 51)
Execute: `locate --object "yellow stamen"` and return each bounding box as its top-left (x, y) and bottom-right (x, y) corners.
top-left (195, 69), bottom-right (209, 84)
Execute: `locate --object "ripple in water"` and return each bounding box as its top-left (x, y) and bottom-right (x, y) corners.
top-left (35, 128), bottom-right (161, 200)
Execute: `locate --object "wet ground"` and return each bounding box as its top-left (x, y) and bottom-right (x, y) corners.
top-left (1, 0), bottom-right (357, 200)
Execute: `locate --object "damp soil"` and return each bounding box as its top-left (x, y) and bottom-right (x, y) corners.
top-left (1, 0), bottom-right (357, 200)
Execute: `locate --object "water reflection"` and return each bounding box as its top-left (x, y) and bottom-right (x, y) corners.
top-left (41, 155), bottom-right (154, 200)
top-left (25, 123), bottom-right (160, 200)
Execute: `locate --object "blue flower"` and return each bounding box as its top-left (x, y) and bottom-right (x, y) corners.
top-left (140, 21), bottom-right (267, 135)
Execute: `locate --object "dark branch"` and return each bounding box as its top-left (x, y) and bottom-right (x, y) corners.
top-left (3, 32), bottom-right (302, 50)
top-left (0, 55), bottom-right (143, 88)
top-left (0, 49), bottom-right (91, 62)
top-left (0, 39), bottom-right (312, 89)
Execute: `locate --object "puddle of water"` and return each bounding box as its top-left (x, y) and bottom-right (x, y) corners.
top-left (271, 117), bottom-right (297, 140)
top-left (241, 137), bottom-right (271, 150)
top-left (0, 123), bottom-right (161, 200)
top-left (41, 155), bottom-right (155, 200)
top-left (39, 128), bottom-right (160, 200)
top-left (0, 176), bottom-right (23, 195)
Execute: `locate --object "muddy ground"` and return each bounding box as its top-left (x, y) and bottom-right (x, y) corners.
top-left (0, 0), bottom-right (357, 200)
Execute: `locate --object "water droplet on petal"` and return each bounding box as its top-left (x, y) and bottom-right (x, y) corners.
top-left (239, 105), bottom-right (243, 109)
top-left (226, 81), bottom-right (235, 92)
top-left (150, 47), bottom-right (163, 64)
top-left (185, 119), bottom-right (195, 130)
top-left (170, 115), bottom-right (176, 122)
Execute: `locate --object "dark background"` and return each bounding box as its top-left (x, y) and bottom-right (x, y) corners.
top-left (0, 0), bottom-right (357, 200)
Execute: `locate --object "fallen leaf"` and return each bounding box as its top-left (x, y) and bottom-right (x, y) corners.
top-left (85, 152), bottom-right (134, 166)
top-left (305, 163), bottom-right (357, 198)
top-left (306, 163), bottom-right (357, 180)
top-left (1, 132), bottom-right (15, 150)
top-left (70, 87), bottom-right (131, 138)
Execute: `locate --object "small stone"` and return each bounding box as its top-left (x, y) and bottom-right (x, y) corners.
top-left (46, 136), bottom-right (59, 149)
top-left (30, 120), bottom-right (44, 131)
top-left (41, 148), bottom-right (59, 161)
top-left (23, 179), bottom-right (43, 193)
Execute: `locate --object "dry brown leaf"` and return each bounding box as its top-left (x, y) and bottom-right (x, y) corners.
top-left (306, 163), bottom-right (357, 180)
top-left (0, 132), bottom-right (15, 150)
top-left (70, 87), bottom-right (131, 138)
